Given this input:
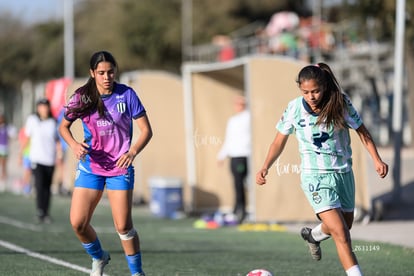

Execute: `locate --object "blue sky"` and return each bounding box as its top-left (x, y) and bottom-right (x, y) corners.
top-left (0, 0), bottom-right (63, 24)
top-left (0, 0), bottom-right (350, 25)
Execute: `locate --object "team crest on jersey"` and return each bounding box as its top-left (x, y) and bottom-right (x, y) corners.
top-left (117, 102), bottom-right (126, 113)
top-left (312, 192), bottom-right (322, 204)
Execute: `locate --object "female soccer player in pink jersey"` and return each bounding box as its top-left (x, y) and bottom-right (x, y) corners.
top-left (59, 51), bottom-right (152, 276)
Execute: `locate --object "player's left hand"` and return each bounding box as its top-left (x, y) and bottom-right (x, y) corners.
top-left (116, 152), bottom-right (136, 168)
top-left (376, 161), bottom-right (388, 178)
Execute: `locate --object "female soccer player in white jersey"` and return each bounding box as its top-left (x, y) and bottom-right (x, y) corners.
top-left (59, 51), bottom-right (152, 276)
top-left (256, 63), bottom-right (388, 276)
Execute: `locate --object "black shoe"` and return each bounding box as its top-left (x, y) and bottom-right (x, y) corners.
top-left (301, 227), bottom-right (321, 261)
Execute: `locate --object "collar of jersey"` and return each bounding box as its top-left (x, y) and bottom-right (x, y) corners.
top-left (302, 97), bottom-right (319, 116)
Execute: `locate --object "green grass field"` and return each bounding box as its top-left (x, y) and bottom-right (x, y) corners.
top-left (0, 192), bottom-right (413, 276)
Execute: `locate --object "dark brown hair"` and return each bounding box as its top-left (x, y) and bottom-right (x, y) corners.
top-left (296, 62), bottom-right (347, 129)
top-left (36, 98), bottom-right (54, 120)
top-left (66, 51), bottom-right (117, 119)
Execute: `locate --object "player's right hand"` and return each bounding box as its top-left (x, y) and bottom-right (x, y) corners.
top-left (256, 169), bottom-right (268, 185)
top-left (73, 142), bottom-right (89, 160)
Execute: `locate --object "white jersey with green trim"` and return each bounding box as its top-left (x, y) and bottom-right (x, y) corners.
top-left (276, 94), bottom-right (363, 173)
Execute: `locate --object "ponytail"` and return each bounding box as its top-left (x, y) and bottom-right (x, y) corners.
top-left (297, 63), bottom-right (347, 129)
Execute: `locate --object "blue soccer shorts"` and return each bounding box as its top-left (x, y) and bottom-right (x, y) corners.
top-left (74, 166), bottom-right (135, 191)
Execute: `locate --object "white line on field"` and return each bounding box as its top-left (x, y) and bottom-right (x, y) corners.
top-left (0, 216), bottom-right (111, 275)
top-left (0, 215), bottom-right (43, 232)
top-left (0, 215), bottom-right (114, 233)
top-left (0, 239), bottom-right (97, 274)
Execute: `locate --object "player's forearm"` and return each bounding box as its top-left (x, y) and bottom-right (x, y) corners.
top-left (262, 143), bottom-right (283, 170)
top-left (129, 128), bottom-right (153, 157)
top-left (356, 124), bottom-right (383, 163)
top-left (261, 133), bottom-right (288, 170)
top-left (58, 124), bottom-right (78, 150)
top-left (365, 140), bottom-right (384, 164)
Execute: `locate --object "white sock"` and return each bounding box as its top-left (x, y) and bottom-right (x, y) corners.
top-left (346, 265), bottom-right (363, 276)
top-left (311, 223), bottom-right (330, 242)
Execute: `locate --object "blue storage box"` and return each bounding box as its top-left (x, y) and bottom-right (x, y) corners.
top-left (149, 177), bottom-right (183, 218)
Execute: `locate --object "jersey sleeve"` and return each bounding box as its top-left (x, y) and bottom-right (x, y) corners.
top-left (63, 93), bottom-right (81, 121)
top-left (128, 88), bottom-right (146, 119)
top-left (276, 99), bottom-right (297, 135)
top-left (344, 94), bottom-right (363, 129)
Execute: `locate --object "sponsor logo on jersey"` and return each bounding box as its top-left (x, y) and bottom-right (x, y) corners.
top-left (117, 102), bottom-right (126, 113)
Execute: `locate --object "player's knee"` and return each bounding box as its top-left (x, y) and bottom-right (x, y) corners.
top-left (330, 226), bottom-right (351, 244)
top-left (70, 216), bottom-right (88, 234)
top-left (70, 220), bottom-right (88, 235)
top-left (117, 228), bottom-right (137, 241)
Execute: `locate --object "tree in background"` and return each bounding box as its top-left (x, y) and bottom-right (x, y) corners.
top-left (0, 0), bottom-right (413, 144)
top-left (0, 0), bottom-right (298, 87)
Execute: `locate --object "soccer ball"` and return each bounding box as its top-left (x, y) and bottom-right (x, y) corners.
top-left (246, 268), bottom-right (273, 276)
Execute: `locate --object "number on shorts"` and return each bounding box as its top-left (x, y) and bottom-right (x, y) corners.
top-left (308, 182), bottom-right (320, 192)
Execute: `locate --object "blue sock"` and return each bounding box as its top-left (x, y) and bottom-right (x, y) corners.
top-left (125, 252), bottom-right (143, 274)
top-left (82, 238), bottom-right (103, 260)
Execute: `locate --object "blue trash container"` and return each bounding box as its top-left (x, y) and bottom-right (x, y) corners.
top-left (149, 177), bottom-right (183, 218)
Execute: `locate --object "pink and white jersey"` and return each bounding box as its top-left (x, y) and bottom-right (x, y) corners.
top-left (65, 83), bottom-right (146, 176)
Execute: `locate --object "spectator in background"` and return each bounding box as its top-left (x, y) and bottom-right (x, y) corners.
top-left (18, 127), bottom-right (32, 195)
top-left (22, 98), bottom-right (61, 223)
top-left (217, 95), bottom-right (251, 223)
top-left (278, 28), bottom-right (299, 57)
top-left (0, 113), bottom-right (16, 190)
top-left (213, 35), bottom-right (235, 62)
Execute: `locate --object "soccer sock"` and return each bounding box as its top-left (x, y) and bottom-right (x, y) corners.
top-left (346, 265), bottom-right (363, 276)
top-left (125, 252), bottom-right (143, 274)
top-left (82, 238), bottom-right (103, 260)
top-left (311, 223), bottom-right (331, 242)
